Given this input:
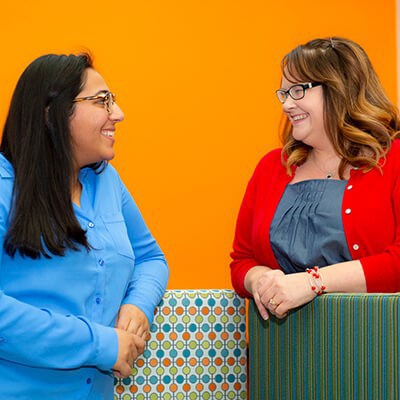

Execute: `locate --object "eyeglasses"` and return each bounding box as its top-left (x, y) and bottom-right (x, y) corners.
top-left (73, 90), bottom-right (116, 113)
top-left (276, 82), bottom-right (322, 103)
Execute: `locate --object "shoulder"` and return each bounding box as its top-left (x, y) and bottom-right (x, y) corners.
top-left (252, 148), bottom-right (284, 178)
top-left (387, 139), bottom-right (400, 157)
top-left (382, 139), bottom-right (400, 170)
top-left (0, 154), bottom-right (14, 219)
top-left (361, 140), bottom-right (400, 183)
top-left (100, 163), bottom-right (121, 182)
top-left (258, 148), bottom-right (282, 164)
top-left (98, 162), bottom-right (120, 179)
top-left (255, 148), bottom-right (282, 168)
top-left (82, 164), bottom-right (130, 214)
top-left (81, 163), bottom-right (126, 202)
top-left (0, 154), bottom-right (14, 180)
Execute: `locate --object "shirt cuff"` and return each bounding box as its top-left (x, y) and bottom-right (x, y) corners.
top-left (91, 323), bottom-right (118, 371)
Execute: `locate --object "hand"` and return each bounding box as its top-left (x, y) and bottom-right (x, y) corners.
top-left (244, 266), bottom-right (275, 320)
top-left (115, 304), bottom-right (150, 342)
top-left (112, 328), bottom-right (145, 378)
top-left (257, 270), bottom-right (316, 318)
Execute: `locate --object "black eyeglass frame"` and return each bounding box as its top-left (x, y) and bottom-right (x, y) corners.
top-left (275, 82), bottom-right (322, 103)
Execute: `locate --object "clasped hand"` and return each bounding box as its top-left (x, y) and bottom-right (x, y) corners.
top-left (248, 268), bottom-right (316, 320)
top-left (112, 304), bottom-right (150, 378)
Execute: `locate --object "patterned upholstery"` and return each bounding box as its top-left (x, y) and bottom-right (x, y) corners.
top-left (114, 289), bottom-right (247, 400)
top-left (248, 293), bottom-right (400, 400)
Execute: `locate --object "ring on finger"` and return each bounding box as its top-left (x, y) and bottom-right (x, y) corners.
top-left (268, 298), bottom-right (277, 306)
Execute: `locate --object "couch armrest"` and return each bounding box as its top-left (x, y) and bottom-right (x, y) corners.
top-left (248, 293), bottom-right (400, 400)
top-left (115, 289), bottom-right (247, 399)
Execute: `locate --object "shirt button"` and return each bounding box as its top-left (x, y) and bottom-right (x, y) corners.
top-left (86, 378), bottom-right (92, 385)
top-left (96, 297), bottom-right (101, 304)
top-left (345, 208), bottom-right (352, 214)
top-left (88, 222), bottom-right (95, 228)
top-left (347, 185), bottom-right (353, 190)
top-left (353, 244), bottom-right (360, 250)
top-left (98, 259), bottom-right (105, 266)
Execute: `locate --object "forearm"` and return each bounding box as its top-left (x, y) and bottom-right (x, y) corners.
top-left (318, 260), bottom-right (367, 293)
top-left (0, 291), bottom-right (118, 370)
top-left (123, 260), bottom-right (169, 324)
top-left (120, 178), bottom-right (169, 322)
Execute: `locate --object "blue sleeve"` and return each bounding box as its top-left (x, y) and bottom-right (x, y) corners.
top-left (118, 178), bottom-right (169, 324)
top-left (0, 290), bottom-right (118, 370)
top-left (0, 211), bottom-right (118, 371)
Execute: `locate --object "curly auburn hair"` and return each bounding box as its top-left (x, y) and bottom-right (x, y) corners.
top-left (279, 36), bottom-right (400, 178)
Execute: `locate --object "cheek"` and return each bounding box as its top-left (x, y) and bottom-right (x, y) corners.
top-left (69, 109), bottom-right (109, 144)
top-left (313, 93), bottom-right (325, 118)
top-left (69, 113), bottom-right (87, 138)
top-left (70, 117), bottom-right (100, 137)
top-left (315, 105), bottom-right (325, 125)
top-left (69, 120), bottom-right (95, 148)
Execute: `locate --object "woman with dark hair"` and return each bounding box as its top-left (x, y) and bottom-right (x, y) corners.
top-left (0, 53), bottom-right (169, 399)
top-left (230, 37), bottom-right (400, 319)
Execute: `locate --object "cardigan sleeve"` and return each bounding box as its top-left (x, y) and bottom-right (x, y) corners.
top-left (343, 140), bottom-right (400, 292)
top-left (230, 152), bottom-right (283, 297)
top-left (230, 150), bottom-right (287, 298)
top-left (358, 167), bottom-right (400, 292)
top-left (230, 170), bottom-right (259, 298)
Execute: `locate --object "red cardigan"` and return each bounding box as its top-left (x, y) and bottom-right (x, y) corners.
top-left (230, 140), bottom-right (400, 297)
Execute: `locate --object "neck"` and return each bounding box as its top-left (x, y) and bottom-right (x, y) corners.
top-left (308, 149), bottom-right (341, 179)
top-left (71, 178), bottom-right (82, 206)
top-left (309, 145), bottom-right (338, 161)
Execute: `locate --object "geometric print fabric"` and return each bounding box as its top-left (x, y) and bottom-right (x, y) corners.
top-left (114, 289), bottom-right (247, 400)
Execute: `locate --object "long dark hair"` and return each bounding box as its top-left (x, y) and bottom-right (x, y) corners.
top-left (1, 53), bottom-right (102, 258)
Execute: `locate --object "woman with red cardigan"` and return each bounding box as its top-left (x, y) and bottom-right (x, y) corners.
top-left (230, 37), bottom-right (400, 320)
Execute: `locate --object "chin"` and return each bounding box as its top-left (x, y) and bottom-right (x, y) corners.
top-left (292, 132), bottom-right (307, 143)
top-left (104, 153), bottom-right (115, 161)
top-left (292, 128), bottom-right (314, 143)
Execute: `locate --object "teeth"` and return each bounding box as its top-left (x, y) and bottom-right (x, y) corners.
top-left (292, 114), bottom-right (307, 121)
top-left (101, 131), bottom-right (114, 138)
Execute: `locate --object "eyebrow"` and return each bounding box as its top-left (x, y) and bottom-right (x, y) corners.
top-left (279, 83), bottom-right (302, 90)
top-left (92, 90), bottom-right (109, 96)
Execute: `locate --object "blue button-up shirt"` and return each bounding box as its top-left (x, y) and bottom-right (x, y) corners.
top-left (0, 154), bottom-right (169, 399)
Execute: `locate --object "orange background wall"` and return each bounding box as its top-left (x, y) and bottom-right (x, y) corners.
top-left (0, 1), bottom-right (397, 289)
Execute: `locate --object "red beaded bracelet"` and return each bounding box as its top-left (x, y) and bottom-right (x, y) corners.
top-left (306, 266), bottom-right (326, 295)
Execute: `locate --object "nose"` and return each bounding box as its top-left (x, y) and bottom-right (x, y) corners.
top-left (109, 102), bottom-right (124, 122)
top-left (282, 95), bottom-right (296, 112)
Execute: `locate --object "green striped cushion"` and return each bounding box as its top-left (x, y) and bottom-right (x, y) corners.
top-left (248, 294), bottom-right (400, 400)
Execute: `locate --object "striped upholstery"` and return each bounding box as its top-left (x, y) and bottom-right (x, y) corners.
top-left (248, 294), bottom-right (400, 400)
top-left (114, 289), bottom-right (247, 400)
